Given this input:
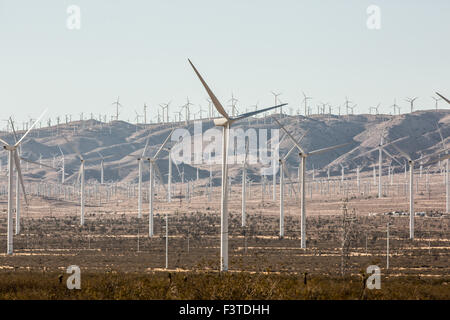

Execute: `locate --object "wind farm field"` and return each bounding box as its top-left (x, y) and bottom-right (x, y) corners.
top-left (0, 170), bottom-right (449, 299)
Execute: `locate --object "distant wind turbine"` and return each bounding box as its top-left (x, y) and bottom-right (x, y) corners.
top-left (273, 117), bottom-right (350, 248)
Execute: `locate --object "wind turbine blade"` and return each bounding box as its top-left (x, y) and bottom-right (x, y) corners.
top-left (382, 149), bottom-right (403, 167)
top-left (416, 148), bottom-right (448, 163)
top-left (272, 117), bottom-right (307, 155)
top-left (141, 133), bottom-right (151, 158)
top-left (0, 137), bottom-right (9, 146)
top-left (62, 135), bottom-right (84, 161)
top-left (96, 151), bottom-right (104, 160)
top-left (352, 147), bottom-right (379, 160)
top-left (352, 136), bottom-right (409, 161)
top-left (13, 150), bottom-right (28, 205)
top-left (173, 158), bottom-right (182, 179)
top-left (153, 162), bottom-right (167, 192)
top-left (436, 124), bottom-right (447, 150)
top-left (234, 104), bottom-right (287, 121)
top-left (282, 130), bottom-right (308, 160)
top-left (244, 139), bottom-right (249, 163)
top-left (423, 153), bottom-right (450, 167)
top-left (77, 163), bottom-right (83, 184)
top-left (20, 157), bottom-right (56, 170)
top-left (383, 136), bottom-right (409, 149)
top-left (153, 129), bottom-right (175, 160)
top-left (281, 163), bottom-right (298, 198)
top-left (188, 59), bottom-right (230, 120)
top-left (9, 117), bottom-right (19, 144)
top-left (436, 92), bottom-right (450, 104)
top-left (283, 144), bottom-right (298, 161)
top-left (390, 143), bottom-right (412, 161)
top-left (58, 146), bottom-right (64, 157)
top-left (308, 142), bottom-right (351, 157)
top-left (15, 109), bottom-right (47, 147)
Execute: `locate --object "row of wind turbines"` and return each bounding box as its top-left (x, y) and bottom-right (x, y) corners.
top-left (1, 60), bottom-right (449, 274)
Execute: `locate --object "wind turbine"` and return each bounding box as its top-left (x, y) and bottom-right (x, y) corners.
top-left (389, 143), bottom-right (445, 240)
top-left (62, 135), bottom-right (87, 226)
top-left (431, 96), bottom-right (442, 112)
top-left (437, 124), bottom-right (449, 214)
top-left (271, 91), bottom-right (282, 115)
top-left (391, 99), bottom-right (399, 115)
top-left (147, 130), bottom-right (174, 237)
top-left (241, 140), bottom-right (249, 227)
top-left (227, 93), bottom-right (240, 118)
top-left (344, 97), bottom-right (353, 116)
top-left (405, 97), bottom-right (418, 113)
top-left (137, 135), bottom-right (151, 219)
top-left (353, 135), bottom-right (408, 198)
top-left (8, 118), bottom-right (22, 235)
top-left (182, 97), bottom-right (194, 124)
top-left (370, 103), bottom-right (380, 115)
top-left (279, 139), bottom-right (305, 238)
top-left (97, 151), bottom-right (105, 184)
top-left (188, 59), bottom-right (286, 271)
top-left (302, 92), bottom-right (312, 117)
top-left (273, 117), bottom-right (350, 248)
top-left (0, 109), bottom-right (47, 254)
top-left (143, 103), bottom-right (148, 124)
top-left (112, 96), bottom-right (123, 121)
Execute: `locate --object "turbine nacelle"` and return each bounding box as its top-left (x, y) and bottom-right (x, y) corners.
top-left (213, 118), bottom-right (231, 127)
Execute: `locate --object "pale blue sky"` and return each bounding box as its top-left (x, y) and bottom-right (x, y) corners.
top-left (0, 0), bottom-right (449, 125)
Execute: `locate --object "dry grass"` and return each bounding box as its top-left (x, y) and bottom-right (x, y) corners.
top-left (0, 271), bottom-right (448, 300)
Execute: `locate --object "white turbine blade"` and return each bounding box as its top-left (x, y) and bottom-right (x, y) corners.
top-left (173, 159), bottom-right (182, 180)
top-left (153, 162), bottom-right (167, 192)
top-left (416, 148), bottom-right (448, 163)
top-left (308, 142), bottom-right (351, 157)
top-left (382, 136), bottom-right (409, 149)
top-left (58, 146), bottom-right (65, 157)
top-left (0, 137), bottom-right (9, 146)
top-left (234, 103), bottom-right (287, 121)
top-left (436, 92), bottom-right (450, 104)
top-left (244, 139), bottom-right (249, 163)
top-left (188, 59), bottom-right (229, 120)
top-left (282, 164), bottom-right (298, 197)
top-left (351, 145), bottom-right (380, 160)
top-left (390, 143), bottom-right (412, 161)
top-left (13, 150), bottom-right (28, 205)
top-left (436, 124), bottom-right (447, 150)
top-left (282, 130), bottom-right (308, 161)
top-left (272, 117), bottom-right (307, 155)
top-left (141, 133), bottom-right (152, 158)
top-left (62, 135), bottom-right (84, 161)
top-left (20, 157), bottom-right (56, 170)
top-left (154, 129), bottom-right (175, 160)
top-left (283, 144), bottom-right (298, 161)
top-left (77, 163), bottom-right (83, 184)
top-left (15, 109), bottom-right (47, 147)
top-left (423, 153), bottom-right (450, 166)
top-left (9, 117), bottom-right (19, 143)
top-left (382, 149), bottom-right (403, 167)
top-left (96, 151), bottom-right (104, 160)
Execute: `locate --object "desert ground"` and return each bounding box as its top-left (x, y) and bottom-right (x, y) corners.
top-left (0, 169), bottom-right (448, 299)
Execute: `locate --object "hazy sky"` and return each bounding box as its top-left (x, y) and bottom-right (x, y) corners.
top-left (0, 0), bottom-right (449, 125)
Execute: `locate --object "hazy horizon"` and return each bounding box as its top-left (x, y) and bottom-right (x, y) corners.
top-left (1, 0), bottom-right (449, 125)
